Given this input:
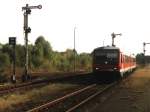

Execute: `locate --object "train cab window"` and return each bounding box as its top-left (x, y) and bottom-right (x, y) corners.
top-left (94, 50), bottom-right (119, 64)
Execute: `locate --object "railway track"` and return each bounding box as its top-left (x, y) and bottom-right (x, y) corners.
top-left (0, 80), bottom-right (48, 95)
top-left (0, 72), bottom-right (91, 95)
top-left (27, 81), bottom-right (117, 112)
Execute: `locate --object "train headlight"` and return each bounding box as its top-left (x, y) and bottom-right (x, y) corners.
top-left (113, 67), bottom-right (117, 70)
top-left (96, 68), bottom-right (99, 70)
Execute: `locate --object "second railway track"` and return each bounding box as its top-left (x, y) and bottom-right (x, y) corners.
top-left (27, 81), bottom-right (117, 112)
top-left (0, 72), bottom-right (92, 95)
top-left (0, 80), bottom-right (48, 95)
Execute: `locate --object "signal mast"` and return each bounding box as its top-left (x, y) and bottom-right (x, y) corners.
top-left (143, 42), bottom-right (150, 55)
top-left (111, 32), bottom-right (122, 47)
top-left (22, 4), bottom-right (42, 81)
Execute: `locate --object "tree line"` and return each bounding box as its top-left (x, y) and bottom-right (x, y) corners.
top-left (0, 36), bottom-right (92, 82)
top-left (0, 36), bottom-right (146, 82)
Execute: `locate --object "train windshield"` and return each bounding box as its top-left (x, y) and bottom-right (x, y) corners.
top-left (94, 50), bottom-right (119, 65)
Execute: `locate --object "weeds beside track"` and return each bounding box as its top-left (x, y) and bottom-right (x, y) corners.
top-left (27, 81), bottom-right (117, 112)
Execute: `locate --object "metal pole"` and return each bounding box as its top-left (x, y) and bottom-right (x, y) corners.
top-left (111, 33), bottom-right (115, 46)
top-left (9, 37), bottom-right (16, 83)
top-left (112, 37), bottom-right (115, 46)
top-left (143, 42), bottom-right (150, 55)
top-left (111, 32), bottom-right (122, 47)
top-left (74, 27), bottom-right (76, 73)
top-left (12, 44), bottom-right (16, 83)
top-left (23, 4), bottom-right (29, 81)
top-left (22, 4), bottom-right (31, 81)
top-left (143, 42), bottom-right (145, 55)
top-left (22, 4), bottom-right (42, 81)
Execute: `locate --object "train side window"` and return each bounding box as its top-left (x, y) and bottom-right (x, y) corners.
top-left (121, 54), bottom-right (123, 63)
top-left (124, 56), bottom-right (126, 63)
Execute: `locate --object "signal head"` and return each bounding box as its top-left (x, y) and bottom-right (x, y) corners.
top-left (37, 5), bottom-right (42, 9)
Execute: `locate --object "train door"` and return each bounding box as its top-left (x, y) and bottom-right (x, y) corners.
top-left (120, 53), bottom-right (124, 77)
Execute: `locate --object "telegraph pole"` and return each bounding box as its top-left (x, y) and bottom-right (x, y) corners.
top-left (111, 32), bottom-right (122, 46)
top-left (22, 4), bottom-right (42, 82)
top-left (74, 27), bottom-right (76, 73)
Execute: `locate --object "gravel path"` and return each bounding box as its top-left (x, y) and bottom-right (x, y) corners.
top-left (88, 66), bottom-right (150, 112)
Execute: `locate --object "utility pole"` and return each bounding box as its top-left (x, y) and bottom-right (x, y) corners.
top-left (22, 4), bottom-right (42, 82)
top-left (143, 42), bottom-right (150, 55)
top-left (74, 27), bottom-right (76, 73)
top-left (111, 32), bottom-right (122, 46)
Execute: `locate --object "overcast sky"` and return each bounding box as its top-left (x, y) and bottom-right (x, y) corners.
top-left (1, 0), bottom-right (150, 55)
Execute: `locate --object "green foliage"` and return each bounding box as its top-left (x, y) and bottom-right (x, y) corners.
top-left (78, 53), bottom-right (92, 70)
top-left (2, 44), bottom-right (13, 62)
top-left (31, 44), bottom-right (44, 67)
top-left (136, 53), bottom-right (145, 64)
top-left (15, 45), bottom-right (25, 67)
top-left (0, 69), bottom-right (8, 82)
top-left (0, 36), bottom-right (92, 75)
top-left (0, 53), bottom-right (9, 83)
top-left (0, 53), bottom-right (10, 68)
top-left (35, 36), bottom-right (52, 59)
top-left (31, 36), bottom-right (53, 68)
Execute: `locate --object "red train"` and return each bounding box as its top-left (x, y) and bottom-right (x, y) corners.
top-left (92, 46), bottom-right (136, 79)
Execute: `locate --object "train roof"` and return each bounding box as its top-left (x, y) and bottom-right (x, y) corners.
top-left (94, 46), bottom-right (120, 51)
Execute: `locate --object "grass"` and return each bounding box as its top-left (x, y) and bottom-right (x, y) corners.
top-left (0, 83), bottom-right (80, 112)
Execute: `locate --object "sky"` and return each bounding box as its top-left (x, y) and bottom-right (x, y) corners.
top-left (1, 0), bottom-right (150, 55)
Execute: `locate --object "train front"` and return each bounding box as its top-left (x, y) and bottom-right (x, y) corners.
top-left (92, 46), bottom-right (120, 79)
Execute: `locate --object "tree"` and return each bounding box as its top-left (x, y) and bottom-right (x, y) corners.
top-left (0, 53), bottom-right (9, 82)
top-left (78, 53), bottom-right (92, 71)
top-left (15, 44), bottom-right (25, 67)
top-left (35, 36), bottom-right (52, 58)
top-left (2, 44), bottom-right (13, 62)
top-left (0, 53), bottom-right (10, 68)
top-left (32, 36), bottom-right (53, 68)
top-left (136, 53), bottom-right (145, 65)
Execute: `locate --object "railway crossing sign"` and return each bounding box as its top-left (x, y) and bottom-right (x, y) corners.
top-left (9, 37), bottom-right (16, 45)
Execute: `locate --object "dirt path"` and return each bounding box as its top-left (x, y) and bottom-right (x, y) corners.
top-left (90, 66), bottom-right (150, 112)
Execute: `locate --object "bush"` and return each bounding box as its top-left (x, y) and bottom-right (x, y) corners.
top-left (0, 53), bottom-right (10, 68)
top-left (0, 69), bottom-right (8, 83)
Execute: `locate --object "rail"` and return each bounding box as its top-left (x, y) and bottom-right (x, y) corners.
top-left (27, 82), bottom-right (117, 112)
